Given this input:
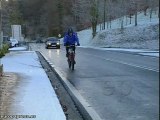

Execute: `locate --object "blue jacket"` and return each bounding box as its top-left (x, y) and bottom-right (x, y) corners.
top-left (63, 32), bottom-right (79, 45)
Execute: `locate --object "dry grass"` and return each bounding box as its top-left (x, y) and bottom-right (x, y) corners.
top-left (0, 73), bottom-right (18, 116)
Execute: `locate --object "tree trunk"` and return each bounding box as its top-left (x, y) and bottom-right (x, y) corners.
top-left (144, 9), bottom-right (147, 16)
top-left (90, 0), bottom-right (98, 38)
top-left (135, 11), bottom-right (137, 26)
top-left (92, 20), bottom-right (97, 38)
top-left (126, 16), bottom-right (127, 26)
top-left (103, 0), bottom-right (106, 30)
top-left (129, 14), bottom-right (132, 24)
top-left (135, 3), bottom-right (137, 26)
top-left (150, 8), bottom-right (153, 22)
top-left (121, 17), bottom-right (124, 29)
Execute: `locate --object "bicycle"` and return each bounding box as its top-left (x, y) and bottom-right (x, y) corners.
top-left (67, 45), bottom-right (76, 70)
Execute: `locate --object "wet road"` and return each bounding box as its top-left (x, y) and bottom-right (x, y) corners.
top-left (30, 43), bottom-right (159, 120)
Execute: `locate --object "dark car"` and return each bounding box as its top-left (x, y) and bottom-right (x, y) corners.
top-left (45, 37), bottom-right (60, 49)
top-left (36, 38), bottom-right (43, 43)
top-left (36, 40), bottom-right (43, 43)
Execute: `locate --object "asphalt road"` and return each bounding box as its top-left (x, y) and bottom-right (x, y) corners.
top-left (30, 43), bottom-right (159, 120)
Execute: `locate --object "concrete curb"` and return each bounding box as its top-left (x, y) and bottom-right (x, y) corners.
top-left (40, 52), bottom-right (103, 120)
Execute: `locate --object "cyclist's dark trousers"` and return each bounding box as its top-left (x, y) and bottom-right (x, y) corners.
top-left (66, 46), bottom-right (75, 56)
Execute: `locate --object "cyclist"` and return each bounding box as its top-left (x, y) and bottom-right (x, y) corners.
top-left (63, 28), bottom-right (80, 57)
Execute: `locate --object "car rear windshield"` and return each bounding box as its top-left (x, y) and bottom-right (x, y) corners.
top-left (10, 39), bottom-right (17, 42)
top-left (47, 38), bottom-right (58, 41)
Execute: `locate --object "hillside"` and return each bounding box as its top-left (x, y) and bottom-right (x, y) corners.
top-left (78, 9), bottom-right (159, 50)
top-left (91, 23), bottom-right (159, 50)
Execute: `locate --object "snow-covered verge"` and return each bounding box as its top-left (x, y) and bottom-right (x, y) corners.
top-left (9, 46), bottom-right (28, 51)
top-left (1, 51), bottom-right (66, 120)
top-left (91, 23), bottom-right (159, 50)
top-left (77, 8), bottom-right (159, 50)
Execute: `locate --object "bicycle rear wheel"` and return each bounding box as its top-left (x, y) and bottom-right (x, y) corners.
top-left (68, 59), bottom-right (71, 68)
top-left (71, 61), bottom-right (74, 70)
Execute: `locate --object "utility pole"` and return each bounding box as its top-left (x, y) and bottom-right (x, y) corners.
top-left (103, 0), bottom-right (106, 30)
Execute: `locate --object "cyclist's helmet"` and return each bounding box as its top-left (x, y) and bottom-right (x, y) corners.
top-left (68, 28), bottom-right (73, 34)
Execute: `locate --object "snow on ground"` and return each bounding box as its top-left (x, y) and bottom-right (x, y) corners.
top-left (138, 52), bottom-right (159, 57)
top-left (91, 22), bottom-right (159, 49)
top-left (9, 46), bottom-right (27, 51)
top-left (76, 8), bottom-right (159, 51)
top-left (1, 51), bottom-right (66, 120)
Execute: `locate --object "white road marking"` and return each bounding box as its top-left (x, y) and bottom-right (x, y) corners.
top-left (84, 53), bottom-right (159, 72)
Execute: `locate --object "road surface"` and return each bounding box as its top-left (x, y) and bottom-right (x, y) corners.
top-left (30, 43), bottom-right (159, 120)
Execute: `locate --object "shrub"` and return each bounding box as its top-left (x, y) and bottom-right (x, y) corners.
top-left (3, 44), bottom-right (9, 53)
top-left (0, 49), bottom-right (5, 58)
top-left (0, 44), bottom-right (9, 58)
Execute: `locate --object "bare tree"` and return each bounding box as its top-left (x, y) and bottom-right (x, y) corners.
top-left (103, 0), bottom-right (107, 30)
top-left (90, 0), bottom-right (99, 38)
top-left (72, 0), bottom-right (91, 30)
top-left (148, 0), bottom-right (159, 21)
